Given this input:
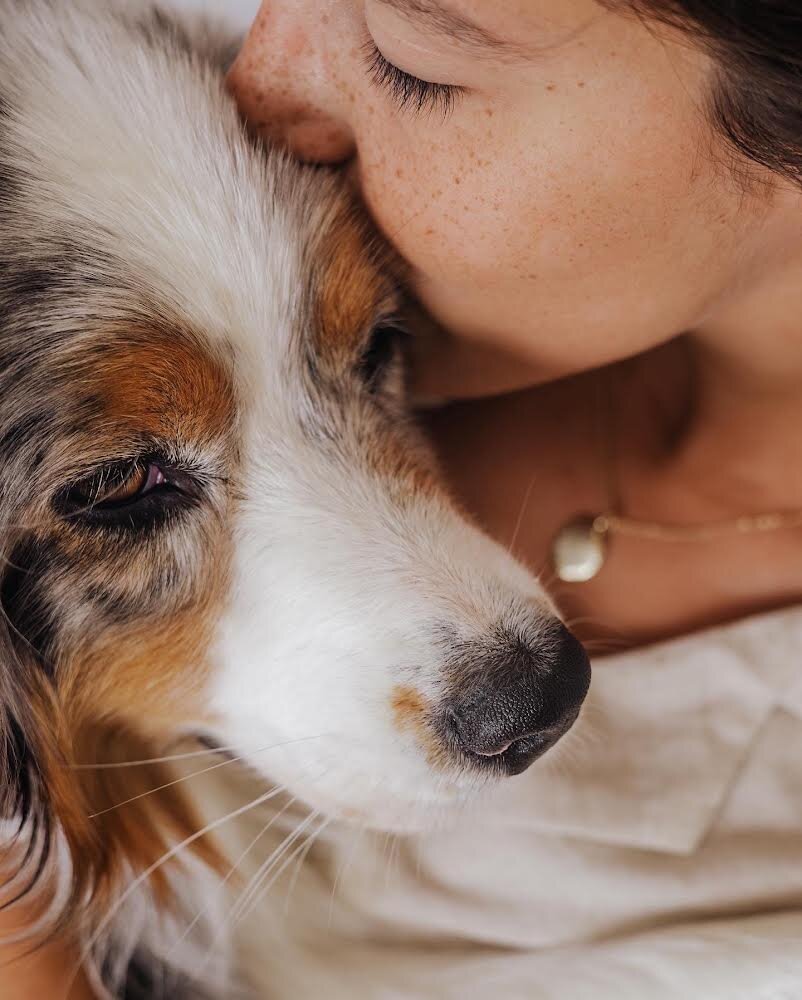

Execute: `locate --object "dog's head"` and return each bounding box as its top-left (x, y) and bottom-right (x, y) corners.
top-left (0, 1), bottom-right (589, 916)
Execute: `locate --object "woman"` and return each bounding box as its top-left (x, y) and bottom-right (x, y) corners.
top-left (7, 1), bottom-right (802, 995)
top-left (222, 2), bottom-right (802, 997)
top-left (230, 0), bottom-right (802, 647)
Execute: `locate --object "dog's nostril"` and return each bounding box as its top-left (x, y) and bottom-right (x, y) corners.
top-left (446, 623), bottom-right (591, 776)
top-left (471, 737), bottom-right (516, 757)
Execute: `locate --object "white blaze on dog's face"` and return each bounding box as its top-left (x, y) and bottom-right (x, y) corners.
top-left (204, 178), bottom-right (591, 832)
top-left (0, 0), bottom-right (590, 885)
top-left (207, 208), bottom-right (584, 826)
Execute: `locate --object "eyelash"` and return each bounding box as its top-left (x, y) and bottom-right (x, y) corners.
top-left (364, 42), bottom-right (464, 117)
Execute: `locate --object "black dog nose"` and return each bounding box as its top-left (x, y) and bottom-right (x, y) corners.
top-left (445, 624), bottom-right (590, 776)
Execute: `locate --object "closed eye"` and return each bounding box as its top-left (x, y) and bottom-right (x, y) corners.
top-left (358, 320), bottom-right (405, 391)
top-left (363, 42), bottom-right (464, 117)
top-left (55, 456), bottom-right (202, 532)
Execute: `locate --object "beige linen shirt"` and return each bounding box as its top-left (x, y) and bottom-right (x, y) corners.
top-left (225, 605), bottom-right (802, 999)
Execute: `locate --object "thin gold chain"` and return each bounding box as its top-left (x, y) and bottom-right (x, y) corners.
top-left (594, 510), bottom-right (802, 542)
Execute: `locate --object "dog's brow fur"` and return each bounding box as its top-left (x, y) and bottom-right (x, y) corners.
top-left (91, 324), bottom-right (236, 443)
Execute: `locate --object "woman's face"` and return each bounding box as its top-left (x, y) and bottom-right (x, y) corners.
top-left (229, 0), bottom-right (775, 397)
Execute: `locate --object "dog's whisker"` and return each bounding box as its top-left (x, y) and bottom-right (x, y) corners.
top-left (282, 814), bottom-right (331, 918)
top-left (86, 759), bottom-right (244, 819)
top-left (72, 733), bottom-right (327, 772)
top-left (248, 815), bottom-right (332, 927)
top-left (197, 816), bottom-right (332, 984)
top-left (85, 736), bottom-right (326, 817)
top-left (69, 745), bottom-right (230, 770)
top-left (231, 810), bottom-right (322, 929)
top-left (380, 828), bottom-right (395, 891)
top-left (166, 795), bottom-right (300, 963)
top-left (507, 473), bottom-right (538, 557)
top-left (415, 830), bottom-right (424, 882)
top-left (328, 817), bottom-right (369, 930)
top-left (67, 783), bottom-right (293, 1000)
top-left (191, 807), bottom-right (323, 982)
top-left (387, 831), bottom-right (403, 888)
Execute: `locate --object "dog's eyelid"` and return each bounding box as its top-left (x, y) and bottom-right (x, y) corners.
top-left (51, 449), bottom-right (215, 532)
top-left (367, 301), bottom-right (408, 337)
top-left (358, 316), bottom-right (407, 390)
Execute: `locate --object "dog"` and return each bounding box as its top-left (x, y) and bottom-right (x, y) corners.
top-left (0, 2), bottom-right (590, 995)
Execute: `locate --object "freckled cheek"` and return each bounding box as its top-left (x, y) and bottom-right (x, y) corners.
top-left (438, 141), bottom-right (699, 285)
top-left (363, 106), bottom-right (683, 295)
top-left (357, 138), bottom-right (530, 283)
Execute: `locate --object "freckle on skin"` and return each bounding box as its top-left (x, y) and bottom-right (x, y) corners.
top-left (546, 84), bottom-right (557, 92)
top-left (285, 27), bottom-right (309, 59)
top-left (578, 81), bottom-right (586, 88)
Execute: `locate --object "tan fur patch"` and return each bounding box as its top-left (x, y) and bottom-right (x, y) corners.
top-left (391, 685), bottom-right (427, 729)
top-left (62, 576), bottom-right (225, 730)
top-left (92, 324), bottom-right (235, 444)
top-left (369, 428), bottom-right (441, 499)
top-left (391, 685), bottom-right (450, 770)
top-left (314, 206), bottom-right (394, 364)
top-left (24, 578), bottom-right (232, 925)
top-left (54, 533), bottom-right (232, 914)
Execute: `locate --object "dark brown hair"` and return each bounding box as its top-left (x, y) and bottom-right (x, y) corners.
top-left (619, 2), bottom-right (802, 185)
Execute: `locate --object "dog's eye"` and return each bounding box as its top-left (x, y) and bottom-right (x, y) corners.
top-left (56, 458), bottom-right (196, 531)
top-left (97, 461), bottom-right (166, 506)
top-left (69, 460), bottom-right (166, 509)
top-left (358, 322), bottom-right (403, 390)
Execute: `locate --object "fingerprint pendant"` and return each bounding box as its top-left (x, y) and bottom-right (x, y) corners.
top-left (551, 516), bottom-right (608, 583)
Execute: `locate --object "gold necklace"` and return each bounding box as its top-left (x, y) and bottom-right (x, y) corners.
top-left (550, 368), bottom-right (802, 584)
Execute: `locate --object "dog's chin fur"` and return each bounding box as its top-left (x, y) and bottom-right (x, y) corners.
top-left (0, 2), bottom-right (587, 994)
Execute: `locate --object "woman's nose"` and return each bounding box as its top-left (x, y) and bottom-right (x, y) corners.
top-left (226, 2), bottom-right (356, 165)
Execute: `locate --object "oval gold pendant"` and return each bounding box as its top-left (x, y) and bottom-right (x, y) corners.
top-left (551, 516), bottom-right (608, 583)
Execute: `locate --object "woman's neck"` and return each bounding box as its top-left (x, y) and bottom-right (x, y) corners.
top-left (633, 215), bottom-right (802, 512)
